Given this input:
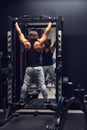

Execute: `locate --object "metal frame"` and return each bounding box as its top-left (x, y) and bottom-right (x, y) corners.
top-left (6, 16), bottom-right (87, 130)
top-left (0, 15), bottom-right (64, 126)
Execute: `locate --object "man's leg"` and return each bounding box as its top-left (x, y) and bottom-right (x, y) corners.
top-left (47, 65), bottom-right (56, 87)
top-left (34, 66), bottom-right (49, 102)
top-left (20, 67), bottom-right (33, 104)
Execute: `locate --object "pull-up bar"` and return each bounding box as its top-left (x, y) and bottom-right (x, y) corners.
top-left (8, 15), bottom-right (62, 23)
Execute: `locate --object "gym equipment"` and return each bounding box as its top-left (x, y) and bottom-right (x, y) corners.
top-left (44, 16), bottom-right (87, 130)
top-left (0, 15), bottom-right (57, 126)
top-left (45, 83), bottom-right (87, 130)
top-left (40, 15), bottom-right (56, 23)
top-left (1, 15), bottom-right (86, 130)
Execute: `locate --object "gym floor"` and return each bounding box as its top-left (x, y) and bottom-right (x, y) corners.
top-left (0, 110), bottom-right (86, 130)
top-left (0, 85), bottom-right (86, 130)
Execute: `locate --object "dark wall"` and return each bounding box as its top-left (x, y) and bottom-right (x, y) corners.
top-left (0, 0), bottom-right (87, 93)
top-left (0, 0), bottom-right (87, 35)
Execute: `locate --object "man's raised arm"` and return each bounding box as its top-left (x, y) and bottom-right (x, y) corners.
top-left (15, 22), bottom-right (28, 44)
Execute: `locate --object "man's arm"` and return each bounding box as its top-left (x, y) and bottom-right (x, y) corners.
top-left (50, 41), bottom-right (56, 53)
top-left (15, 22), bottom-right (27, 43)
top-left (15, 22), bottom-right (30, 49)
top-left (39, 22), bottom-right (52, 44)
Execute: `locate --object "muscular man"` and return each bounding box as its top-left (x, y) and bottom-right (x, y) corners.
top-left (42, 39), bottom-right (56, 87)
top-left (15, 21), bottom-right (53, 105)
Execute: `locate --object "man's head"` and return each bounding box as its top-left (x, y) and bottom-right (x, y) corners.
top-left (27, 29), bottom-right (39, 43)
